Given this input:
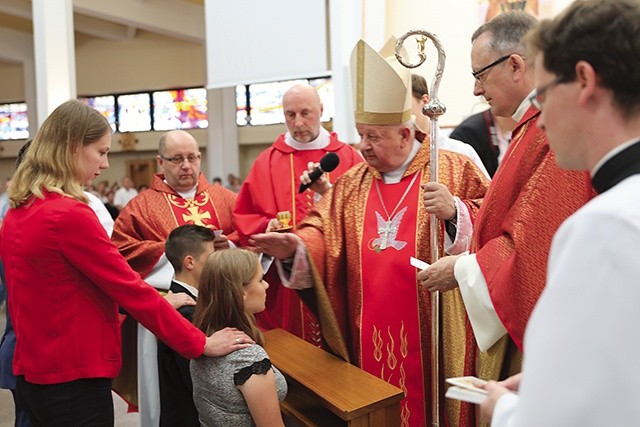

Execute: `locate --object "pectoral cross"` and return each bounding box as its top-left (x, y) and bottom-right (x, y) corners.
top-left (182, 206), bottom-right (211, 226)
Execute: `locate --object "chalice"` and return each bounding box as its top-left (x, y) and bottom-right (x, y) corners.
top-left (276, 210), bottom-right (293, 231)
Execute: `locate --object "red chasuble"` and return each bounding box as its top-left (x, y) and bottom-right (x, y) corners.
top-left (234, 132), bottom-right (362, 343)
top-left (473, 107), bottom-right (594, 350)
top-left (112, 172), bottom-right (237, 278)
top-left (296, 142), bottom-right (490, 426)
top-left (471, 107), bottom-right (594, 392)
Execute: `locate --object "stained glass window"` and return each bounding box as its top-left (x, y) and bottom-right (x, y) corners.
top-left (237, 76), bottom-right (334, 126)
top-left (117, 93), bottom-right (152, 132)
top-left (309, 77), bottom-right (335, 122)
top-left (153, 88), bottom-right (208, 130)
top-left (0, 102), bottom-right (29, 140)
top-left (247, 79), bottom-right (306, 126)
top-left (236, 85), bottom-right (249, 126)
top-left (79, 95), bottom-right (116, 132)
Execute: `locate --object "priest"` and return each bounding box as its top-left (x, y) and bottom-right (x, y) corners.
top-left (418, 13), bottom-right (594, 414)
top-left (234, 84), bottom-right (362, 344)
top-left (111, 129), bottom-right (237, 426)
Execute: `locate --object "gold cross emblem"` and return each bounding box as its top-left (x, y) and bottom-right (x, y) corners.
top-left (182, 206), bottom-right (212, 226)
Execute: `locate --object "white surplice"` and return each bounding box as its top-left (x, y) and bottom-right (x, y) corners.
top-left (492, 174), bottom-right (640, 426)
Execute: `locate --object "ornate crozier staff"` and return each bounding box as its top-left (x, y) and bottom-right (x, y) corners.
top-left (395, 31), bottom-right (446, 427)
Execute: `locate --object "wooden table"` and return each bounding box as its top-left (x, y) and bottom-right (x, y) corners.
top-left (264, 328), bottom-right (404, 426)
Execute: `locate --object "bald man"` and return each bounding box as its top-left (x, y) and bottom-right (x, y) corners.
top-left (234, 84), bottom-right (362, 344)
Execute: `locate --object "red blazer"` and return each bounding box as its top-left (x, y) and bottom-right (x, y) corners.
top-left (0, 191), bottom-right (205, 385)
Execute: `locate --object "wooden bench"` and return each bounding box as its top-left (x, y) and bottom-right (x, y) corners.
top-left (264, 328), bottom-right (404, 426)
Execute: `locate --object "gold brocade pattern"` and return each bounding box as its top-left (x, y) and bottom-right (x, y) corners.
top-left (167, 192), bottom-right (213, 225)
top-left (296, 141), bottom-right (491, 426)
top-left (163, 191), bottom-right (221, 229)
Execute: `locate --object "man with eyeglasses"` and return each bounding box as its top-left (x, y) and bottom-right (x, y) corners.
top-left (418, 10), bottom-right (594, 412)
top-left (112, 129), bottom-right (238, 427)
top-left (481, 0), bottom-right (640, 425)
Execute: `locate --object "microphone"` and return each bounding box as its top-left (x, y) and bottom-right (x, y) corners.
top-left (298, 152), bottom-right (340, 193)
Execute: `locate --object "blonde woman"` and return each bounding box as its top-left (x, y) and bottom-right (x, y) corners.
top-left (0, 100), bottom-right (251, 426)
top-left (191, 249), bottom-right (287, 426)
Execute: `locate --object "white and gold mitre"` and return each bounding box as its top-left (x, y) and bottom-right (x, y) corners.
top-left (350, 37), bottom-right (412, 125)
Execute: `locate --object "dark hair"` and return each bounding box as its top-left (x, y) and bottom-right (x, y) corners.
top-left (165, 225), bottom-right (215, 273)
top-left (16, 140), bottom-right (32, 167)
top-left (411, 74), bottom-right (429, 99)
top-left (192, 249), bottom-right (263, 346)
top-left (525, 0), bottom-right (640, 118)
top-left (472, 11), bottom-right (538, 57)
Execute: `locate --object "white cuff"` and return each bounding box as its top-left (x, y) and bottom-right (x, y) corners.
top-left (455, 254), bottom-right (507, 351)
top-left (445, 197), bottom-right (473, 255)
top-left (275, 236), bottom-right (313, 290)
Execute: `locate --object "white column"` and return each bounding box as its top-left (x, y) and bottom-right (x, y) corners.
top-left (206, 87), bottom-right (239, 180)
top-left (32, 0), bottom-right (76, 125)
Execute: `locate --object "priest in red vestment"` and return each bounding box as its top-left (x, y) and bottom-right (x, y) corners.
top-left (251, 39), bottom-right (491, 427)
top-left (418, 11), bottom-right (595, 415)
top-left (234, 84), bottom-right (363, 344)
top-left (111, 130), bottom-right (238, 426)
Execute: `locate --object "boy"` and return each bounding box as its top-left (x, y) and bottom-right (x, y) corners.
top-left (158, 224), bottom-right (216, 427)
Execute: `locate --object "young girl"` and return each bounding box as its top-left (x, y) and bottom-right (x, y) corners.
top-left (191, 249), bottom-right (287, 426)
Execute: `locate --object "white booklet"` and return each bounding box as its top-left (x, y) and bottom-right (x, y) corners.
top-left (445, 376), bottom-right (488, 405)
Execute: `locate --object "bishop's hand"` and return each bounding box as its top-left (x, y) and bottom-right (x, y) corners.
top-left (422, 182), bottom-right (456, 221)
top-left (249, 232), bottom-right (299, 260)
top-left (213, 233), bottom-right (231, 250)
top-left (417, 255), bottom-right (461, 293)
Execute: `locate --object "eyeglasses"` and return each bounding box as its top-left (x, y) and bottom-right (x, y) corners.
top-left (160, 153), bottom-right (201, 164)
top-left (528, 76), bottom-right (563, 110)
top-left (472, 55), bottom-right (512, 82)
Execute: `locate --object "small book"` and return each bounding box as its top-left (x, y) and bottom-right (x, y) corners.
top-left (445, 376), bottom-right (488, 405)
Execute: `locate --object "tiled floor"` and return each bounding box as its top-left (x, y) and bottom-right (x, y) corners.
top-left (0, 304), bottom-right (140, 427)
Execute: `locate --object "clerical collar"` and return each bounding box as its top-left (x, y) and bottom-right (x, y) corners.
top-left (284, 127), bottom-right (330, 150)
top-left (382, 139), bottom-right (421, 184)
top-left (512, 90), bottom-right (535, 123)
top-left (164, 179), bottom-right (197, 199)
top-left (591, 139), bottom-right (640, 194)
top-left (172, 279), bottom-right (199, 298)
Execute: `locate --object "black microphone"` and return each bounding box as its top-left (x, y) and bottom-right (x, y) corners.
top-left (298, 152), bottom-right (340, 193)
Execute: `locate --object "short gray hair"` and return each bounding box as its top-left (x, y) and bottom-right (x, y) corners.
top-left (472, 11), bottom-right (538, 56)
